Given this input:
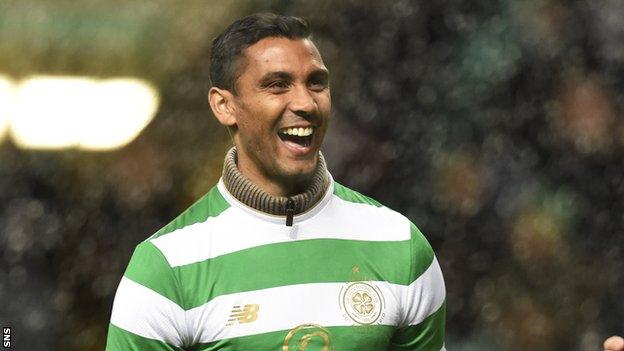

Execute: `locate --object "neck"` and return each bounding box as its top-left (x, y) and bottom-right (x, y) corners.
top-left (221, 147), bottom-right (329, 215)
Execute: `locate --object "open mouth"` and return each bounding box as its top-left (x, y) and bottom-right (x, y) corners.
top-left (278, 127), bottom-right (314, 148)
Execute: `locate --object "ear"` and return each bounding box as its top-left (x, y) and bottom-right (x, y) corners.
top-left (208, 87), bottom-right (237, 127)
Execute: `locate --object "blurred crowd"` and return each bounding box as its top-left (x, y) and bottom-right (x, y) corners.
top-left (0, 0), bottom-right (623, 350)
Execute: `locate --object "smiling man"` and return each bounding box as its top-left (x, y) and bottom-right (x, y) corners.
top-left (106, 13), bottom-right (446, 350)
top-left (209, 30), bottom-right (330, 200)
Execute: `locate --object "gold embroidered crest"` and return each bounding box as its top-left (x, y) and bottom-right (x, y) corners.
top-left (339, 282), bottom-right (384, 325)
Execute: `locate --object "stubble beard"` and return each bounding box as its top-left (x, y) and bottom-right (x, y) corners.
top-left (272, 153), bottom-right (319, 194)
top-left (236, 138), bottom-right (319, 196)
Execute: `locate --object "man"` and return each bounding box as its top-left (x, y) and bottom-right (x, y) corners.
top-left (106, 13), bottom-right (446, 350)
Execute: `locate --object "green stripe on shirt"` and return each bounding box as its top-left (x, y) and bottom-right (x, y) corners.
top-left (106, 323), bottom-right (185, 351)
top-left (124, 240), bottom-right (184, 307)
top-left (390, 301), bottom-right (446, 351)
top-left (124, 234), bottom-right (436, 310)
top-left (333, 182), bottom-right (383, 207)
top-left (151, 185), bottom-right (230, 240)
top-left (409, 222), bottom-right (435, 283)
top-left (173, 238), bottom-right (428, 309)
top-left (190, 324), bottom-right (396, 351)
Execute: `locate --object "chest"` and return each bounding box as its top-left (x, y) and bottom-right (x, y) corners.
top-left (188, 279), bottom-right (402, 350)
top-left (174, 218), bottom-right (412, 349)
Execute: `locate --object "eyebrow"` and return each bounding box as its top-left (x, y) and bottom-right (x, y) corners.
top-left (308, 69), bottom-right (330, 82)
top-left (258, 69), bottom-right (330, 87)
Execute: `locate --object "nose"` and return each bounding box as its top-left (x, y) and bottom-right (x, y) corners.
top-left (288, 84), bottom-right (316, 117)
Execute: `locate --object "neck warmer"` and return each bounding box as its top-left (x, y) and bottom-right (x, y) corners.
top-left (221, 147), bottom-right (329, 215)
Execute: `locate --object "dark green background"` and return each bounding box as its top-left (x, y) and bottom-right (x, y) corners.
top-left (0, 0), bottom-right (622, 350)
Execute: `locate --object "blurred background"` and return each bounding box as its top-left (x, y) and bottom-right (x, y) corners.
top-left (0, 0), bottom-right (623, 350)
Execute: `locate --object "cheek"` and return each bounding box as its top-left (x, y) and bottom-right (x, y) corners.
top-left (239, 99), bottom-right (282, 140)
top-left (249, 99), bottom-right (285, 129)
top-left (317, 91), bottom-right (331, 114)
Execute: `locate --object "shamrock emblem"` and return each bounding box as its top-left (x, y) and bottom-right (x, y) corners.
top-left (351, 292), bottom-right (374, 315)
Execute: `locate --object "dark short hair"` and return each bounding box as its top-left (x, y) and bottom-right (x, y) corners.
top-left (209, 13), bottom-right (312, 92)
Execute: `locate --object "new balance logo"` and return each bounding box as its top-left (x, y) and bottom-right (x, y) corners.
top-left (226, 304), bottom-right (259, 326)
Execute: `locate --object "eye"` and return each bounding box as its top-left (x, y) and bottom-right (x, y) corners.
top-left (268, 80), bottom-right (290, 90)
top-left (308, 77), bottom-right (328, 92)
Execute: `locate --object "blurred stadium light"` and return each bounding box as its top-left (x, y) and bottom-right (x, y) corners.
top-left (0, 75), bottom-right (13, 143)
top-left (3, 76), bottom-right (159, 150)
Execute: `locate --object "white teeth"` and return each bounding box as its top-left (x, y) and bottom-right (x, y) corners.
top-left (280, 127), bottom-right (313, 136)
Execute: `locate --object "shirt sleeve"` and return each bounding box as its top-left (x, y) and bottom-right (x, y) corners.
top-left (390, 222), bottom-right (446, 351)
top-left (105, 241), bottom-right (188, 351)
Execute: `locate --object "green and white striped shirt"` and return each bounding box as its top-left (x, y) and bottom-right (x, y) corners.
top-left (106, 175), bottom-right (446, 350)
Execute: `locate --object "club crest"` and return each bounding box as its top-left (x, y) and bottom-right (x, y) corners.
top-left (339, 281), bottom-right (385, 325)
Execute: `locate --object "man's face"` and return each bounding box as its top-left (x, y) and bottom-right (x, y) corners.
top-left (231, 37), bottom-right (331, 184)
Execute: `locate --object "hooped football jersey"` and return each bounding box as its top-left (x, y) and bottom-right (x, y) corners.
top-left (106, 175), bottom-right (446, 350)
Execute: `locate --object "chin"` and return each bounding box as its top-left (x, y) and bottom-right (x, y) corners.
top-left (276, 159), bottom-right (318, 180)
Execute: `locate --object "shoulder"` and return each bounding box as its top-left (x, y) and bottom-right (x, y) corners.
top-left (329, 181), bottom-right (411, 240)
top-left (332, 181), bottom-right (384, 208)
top-left (136, 185), bottom-right (232, 269)
top-left (334, 182), bottom-right (435, 282)
top-left (334, 182), bottom-right (433, 262)
top-left (332, 181), bottom-right (407, 223)
top-left (148, 185), bottom-right (230, 241)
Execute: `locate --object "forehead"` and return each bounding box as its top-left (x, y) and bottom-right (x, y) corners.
top-left (239, 37), bottom-right (326, 78)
